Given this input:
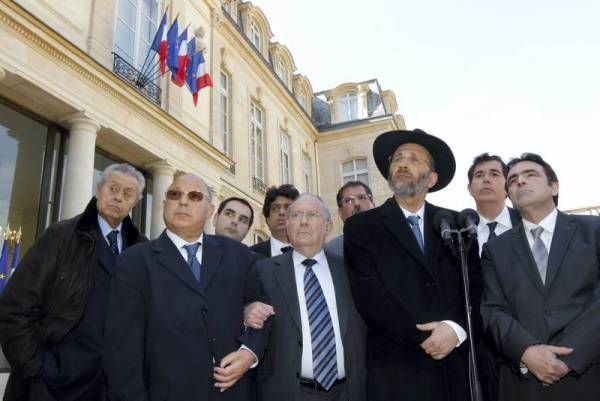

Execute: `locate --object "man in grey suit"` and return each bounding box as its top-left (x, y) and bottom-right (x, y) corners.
top-left (481, 153), bottom-right (600, 400)
top-left (324, 181), bottom-right (374, 258)
top-left (255, 194), bottom-right (366, 401)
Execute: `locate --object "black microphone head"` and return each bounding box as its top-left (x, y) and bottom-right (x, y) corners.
top-left (433, 210), bottom-right (456, 233)
top-left (458, 208), bottom-right (480, 228)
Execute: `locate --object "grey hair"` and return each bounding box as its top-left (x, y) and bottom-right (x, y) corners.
top-left (288, 193), bottom-right (332, 222)
top-left (99, 163), bottom-right (146, 199)
top-left (171, 172), bottom-right (213, 203)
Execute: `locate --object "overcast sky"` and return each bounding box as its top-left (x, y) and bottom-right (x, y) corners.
top-left (254, 0), bottom-right (600, 211)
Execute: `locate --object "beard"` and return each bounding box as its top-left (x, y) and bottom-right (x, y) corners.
top-left (388, 170), bottom-right (431, 198)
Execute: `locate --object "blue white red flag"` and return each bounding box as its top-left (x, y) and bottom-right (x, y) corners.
top-left (150, 12), bottom-right (168, 75)
top-left (166, 18), bottom-right (179, 74)
top-left (171, 28), bottom-right (189, 87)
top-left (0, 239), bottom-right (9, 292)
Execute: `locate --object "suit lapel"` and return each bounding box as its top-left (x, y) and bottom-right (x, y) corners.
top-left (380, 198), bottom-right (430, 273)
top-left (545, 212), bottom-right (576, 289)
top-left (154, 231), bottom-right (204, 295)
top-left (200, 235), bottom-right (223, 291)
top-left (510, 225), bottom-right (545, 293)
top-left (423, 203), bottom-right (442, 275)
top-left (273, 253), bottom-right (302, 333)
top-left (326, 253), bottom-right (350, 337)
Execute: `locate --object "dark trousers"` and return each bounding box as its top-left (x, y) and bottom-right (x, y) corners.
top-left (298, 381), bottom-right (348, 401)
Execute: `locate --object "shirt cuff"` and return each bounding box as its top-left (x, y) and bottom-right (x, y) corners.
top-left (442, 320), bottom-right (467, 347)
top-left (239, 345), bottom-right (259, 368)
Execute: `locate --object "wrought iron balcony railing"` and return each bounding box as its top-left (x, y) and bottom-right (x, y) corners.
top-left (112, 53), bottom-right (161, 106)
top-left (252, 176), bottom-right (267, 193)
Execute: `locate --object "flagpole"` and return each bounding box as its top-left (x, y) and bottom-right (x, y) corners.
top-left (138, 7), bottom-right (169, 80)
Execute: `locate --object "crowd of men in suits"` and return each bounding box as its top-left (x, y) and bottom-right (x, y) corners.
top-left (0, 128), bottom-right (599, 401)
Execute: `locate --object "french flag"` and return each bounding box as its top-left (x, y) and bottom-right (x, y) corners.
top-left (166, 18), bottom-right (179, 74)
top-left (150, 12), bottom-right (168, 75)
top-left (171, 28), bottom-right (189, 87)
top-left (185, 47), bottom-right (213, 106)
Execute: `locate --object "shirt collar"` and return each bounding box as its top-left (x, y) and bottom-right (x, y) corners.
top-left (293, 249), bottom-right (327, 267)
top-left (399, 203), bottom-right (425, 221)
top-left (97, 215), bottom-right (123, 237)
top-left (522, 208), bottom-right (558, 235)
top-left (478, 205), bottom-right (512, 229)
top-left (165, 229), bottom-right (204, 249)
top-left (270, 236), bottom-right (291, 249)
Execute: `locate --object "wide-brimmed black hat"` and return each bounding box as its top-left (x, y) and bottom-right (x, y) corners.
top-left (373, 128), bottom-right (455, 192)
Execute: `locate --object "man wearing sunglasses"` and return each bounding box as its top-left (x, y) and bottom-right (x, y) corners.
top-left (325, 181), bottom-right (375, 258)
top-left (104, 173), bottom-right (269, 401)
top-left (0, 164), bottom-right (147, 401)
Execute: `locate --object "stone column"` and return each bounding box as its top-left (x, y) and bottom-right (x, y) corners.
top-left (60, 112), bottom-right (100, 220)
top-left (146, 160), bottom-right (176, 239)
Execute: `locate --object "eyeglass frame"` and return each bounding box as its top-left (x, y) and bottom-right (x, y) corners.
top-left (165, 189), bottom-right (206, 202)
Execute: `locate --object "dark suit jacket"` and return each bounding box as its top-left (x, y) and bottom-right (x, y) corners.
top-left (508, 206), bottom-right (522, 227)
top-left (481, 211), bottom-right (600, 401)
top-left (250, 239), bottom-right (271, 258)
top-left (344, 198), bottom-right (481, 401)
top-left (255, 251), bottom-right (366, 401)
top-left (104, 232), bottom-right (269, 401)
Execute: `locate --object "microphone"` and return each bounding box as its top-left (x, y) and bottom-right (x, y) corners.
top-left (433, 210), bottom-right (456, 243)
top-left (458, 208), bottom-right (480, 238)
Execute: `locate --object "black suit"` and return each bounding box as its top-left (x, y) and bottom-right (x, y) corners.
top-left (255, 251), bottom-right (366, 401)
top-left (344, 198), bottom-right (481, 401)
top-left (104, 232), bottom-right (269, 401)
top-left (508, 207), bottom-right (522, 227)
top-left (481, 211), bottom-right (600, 400)
top-left (250, 239), bottom-right (271, 258)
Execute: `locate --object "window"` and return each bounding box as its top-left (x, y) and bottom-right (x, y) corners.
top-left (303, 154), bottom-right (312, 192)
top-left (297, 88), bottom-right (306, 109)
top-left (280, 133), bottom-right (291, 184)
top-left (114, 0), bottom-right (160, 69)
top-left (249, 21), bottom-right (261, 51)
top-left (276, 58), bottom-right (288, 85)
top-left (342, 158), bottom-right (369, 185)
top-left (219, 71), bottom-right (231, 156)
top-left (338, 92), bottom-right (358, 122)
top-left (250, 102), bottom-right (264, 181)
top-left (222, 1), bottom-right (231, 14)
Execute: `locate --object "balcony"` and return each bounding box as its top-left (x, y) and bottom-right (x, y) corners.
top-left (252, 176), bottom-right (267, 193)
top-left (112, 53), bottom-right (161, 106)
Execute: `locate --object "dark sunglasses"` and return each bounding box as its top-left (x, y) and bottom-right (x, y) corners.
top-left (165, 189), bottom-right (205, 202)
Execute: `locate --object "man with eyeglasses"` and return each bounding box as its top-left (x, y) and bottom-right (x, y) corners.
top-left (254, 194), bottom-right (366, 401)
top-left (213, 197), bottom-right (254, 242)
top-left (250, 184), bottom-right (299, 258)
top-left (0, 164), bottom-right (147, 401)
top-left (104, 172), bottom-right (269, 401)
top-left (325, 181), bottom-right (375, 258)
top-left (344, 129), bottom-right (481, 401)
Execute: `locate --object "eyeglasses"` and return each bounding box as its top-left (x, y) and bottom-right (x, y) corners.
top-left (388, 151), bottom-right (431, 167)
top-left (165, 189), bottom-right (205, 202)
top-left (106, 184), bottom-right (138, 201)
top-left (341, 194), bottom-right (372, 205)
top-left (289, 210), bottom-right (324, 222)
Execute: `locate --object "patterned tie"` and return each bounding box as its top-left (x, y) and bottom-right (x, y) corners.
top-left (280, 246), bottom-right (293, 254)
top-left (487, 221), bottom-right (498, 241)
top-left (530, 227), bottom-right (548, 284)
top-left (303, 258), bottom-right (337, 391)
top-left (106, 230), bottom-right (120, 255)
top-left (406, 215), bottom-right (424, 252)
top-left (183, 243), bottom-right (202, 282)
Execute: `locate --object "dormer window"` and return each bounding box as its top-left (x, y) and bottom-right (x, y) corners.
top-left (338, 92), bottom-right (358, 122)
top-left (275, 58), bottom-right (288, 85)
top-left (250, 21), bottom-right (261, 51)
top-left (296, 88), bottom-right (306, 109)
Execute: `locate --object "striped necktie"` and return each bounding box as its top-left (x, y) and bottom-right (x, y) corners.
top-left (530, 227), bottom-right (548, 284)
top-left (106, 230), bottom-right (120, 255)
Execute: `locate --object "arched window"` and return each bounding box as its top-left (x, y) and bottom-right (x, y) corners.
top-left (296, 88), bottom-right (306, 109)
top-left (342, 158), bottom-right (369, 185)
top-left (250, 21), bottom-right (261, 51)
top-left (275, 58), bottom-right (288, 85)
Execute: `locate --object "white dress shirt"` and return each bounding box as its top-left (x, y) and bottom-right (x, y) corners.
top-left (399, 204), bottom-right (467, 347)
top-left (270, 236), bottom-right (292, 257)
top-left (477, 206), bottom-right (514, 255)
top-left (293, 250), bottom-right (346, 379)
top-left (522, 208), bottom-right (557, 252)
top-left (97, 215), bottom-right (123, 253)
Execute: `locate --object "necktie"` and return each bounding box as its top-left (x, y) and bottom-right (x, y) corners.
top-left (183, 243), bottom-right (202, 282)
top-left (530, 227), bottom-right (548, 284)
top-left (302, 258), bottom-right (337, 391)
top-left (406, 215), bottom-right (424, 252)
top-left (487, 222), bottom-right (498, 241)
top-left (280, 246), bottom-right (293, 254)
top-left (106, 230), bottom-right (119, 255)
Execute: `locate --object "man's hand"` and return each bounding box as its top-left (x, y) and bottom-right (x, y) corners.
top-left (213, 349), bottom-right (256, 392)
top-left (244, 301), bottom-right (275, 329)
top-left (521, 344), bottom-right (573, 385)
top-left (416, 321), bottom-right (459, 360)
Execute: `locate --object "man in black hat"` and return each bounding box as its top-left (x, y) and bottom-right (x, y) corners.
top-left (344, 129), bottom-right (481, 401)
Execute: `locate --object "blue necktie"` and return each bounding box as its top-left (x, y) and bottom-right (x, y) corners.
top-left (406, 215), bottom-right (424, 252)
top-left (183, 243), bottom-right (202, 282)
top-left (303, 258), bottom-right (338, 391)
top-left (106, 230), bottom-right (120, 255)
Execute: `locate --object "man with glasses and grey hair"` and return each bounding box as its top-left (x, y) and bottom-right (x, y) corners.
top-left (0, 163), bottom-right (147, 401)
top-left (254, 193), bottom-right (366, 401)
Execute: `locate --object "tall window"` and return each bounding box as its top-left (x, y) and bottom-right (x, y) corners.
top-left (219, 71), bottom-right (231, 156)
top-left (297, 88), bottom-right (306, 109)
top-left (303, 154), bottom-right (312, 192)
top-left (338, 92), bottom-right (358, 122)
top-left (342, 158), bottom-right (368, 184)
top-left (276, 58), bottom-right (288, 85)
top-left (250, 102), bottom-right (264, 181)
top-left (249, 21), bottom-right (261, 51)
top-left (114, 0), bottom-right (160, 69)
top-left (280, 133), bottom-right (291, 184)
